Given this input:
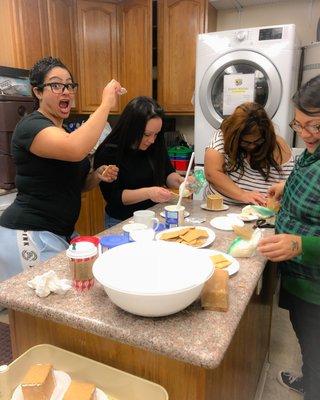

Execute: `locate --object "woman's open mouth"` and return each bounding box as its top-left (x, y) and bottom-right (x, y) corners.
top-left (59, 99), bottom-right (71, 114)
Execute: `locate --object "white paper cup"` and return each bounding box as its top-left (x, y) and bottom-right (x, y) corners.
top-left (133, 210), bottom-right (159, 230)
top-left (164, 205), bottom-right (185, 228)
top-left (66, 242), bottom-right (97, 290)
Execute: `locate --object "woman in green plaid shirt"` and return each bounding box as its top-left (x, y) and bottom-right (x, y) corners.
top-left (259, 75), bottom-right (320, 400)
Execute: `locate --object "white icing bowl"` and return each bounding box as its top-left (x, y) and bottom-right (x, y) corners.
top-left (93, 241), bottom-right (213, 317)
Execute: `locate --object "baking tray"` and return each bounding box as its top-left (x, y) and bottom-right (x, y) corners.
top-left (0, 344), bottom-right (168, 400)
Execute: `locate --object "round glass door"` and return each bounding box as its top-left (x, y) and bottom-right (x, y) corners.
top-left (199, 50), bottom-right (282, 129)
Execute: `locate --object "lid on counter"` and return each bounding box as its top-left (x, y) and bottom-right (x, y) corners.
top-left (70, 235), bottom-right (100, 247)
top-left (100, 235), bottom-right (129, 249)
top-left (66, 241), bottom-right (97, 259)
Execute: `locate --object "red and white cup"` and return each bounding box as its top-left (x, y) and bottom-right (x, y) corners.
top-left (70, 235), bottom-right (101, 255)
top-left (66, 242), bottom-right (97, 291)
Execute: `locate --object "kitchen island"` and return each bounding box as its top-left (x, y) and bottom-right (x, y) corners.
top-left (0, 201), bottom-right (276, 400)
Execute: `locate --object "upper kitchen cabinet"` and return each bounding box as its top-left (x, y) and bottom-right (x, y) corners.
top-left (77, 0), bottom-right (120, 113)
top-left (46, 0), bottom-right (78, 80)
top-left (157, 0), bottom-right (216, 114)
top-left (118, 0), bottom-right (152, 107)
top-left (0, 0), bottom-right (50, 68)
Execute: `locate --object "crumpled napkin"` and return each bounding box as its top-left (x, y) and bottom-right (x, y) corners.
top-left (27, 270), bottom-right (72, 298)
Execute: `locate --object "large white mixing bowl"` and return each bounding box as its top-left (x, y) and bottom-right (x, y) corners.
top-left (93, 241), bottom-right (214, 317)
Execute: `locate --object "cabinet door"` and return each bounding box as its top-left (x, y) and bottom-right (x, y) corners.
top-left (46, 0), bottom-right (79, 110)
top-left (10, 0), bottom-right (50, 68)
top-left (119, 0), bottom-right (152, 108)
top-left (75, 187), bottom-right (105, 236)
top-left (46, 0), bottom-right (78, 77)
top-left (77, 0), bottom-right (119, 113)
top-left (157, 0), bottom-right (206, 114)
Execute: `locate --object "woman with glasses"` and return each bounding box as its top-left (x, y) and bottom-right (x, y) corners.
top-left (94, 96), bottom-right (187, 227)
top-left (259, 75), bottom-right (320, 400)
top-left (204, 102), bottom-right (294, 205)
top-left (0, 56), bottom-right (121, 281)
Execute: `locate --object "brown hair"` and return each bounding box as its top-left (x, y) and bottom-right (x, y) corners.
top-left (221, 102), bottom-right (282, 180)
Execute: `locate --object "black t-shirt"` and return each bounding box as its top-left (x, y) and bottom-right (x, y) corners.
top-left (0, 111), bottom-right (90, 237)
top-left (94, 144), bottom-right (175, 221)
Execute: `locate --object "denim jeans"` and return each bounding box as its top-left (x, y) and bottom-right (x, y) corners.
top-left (104, 214), bottom-right (123, 229)
top-left (285, 289), bottom-right (320, 400)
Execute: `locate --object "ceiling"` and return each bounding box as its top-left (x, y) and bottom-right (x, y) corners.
top-left (209, 0), bottom-right (290, 10)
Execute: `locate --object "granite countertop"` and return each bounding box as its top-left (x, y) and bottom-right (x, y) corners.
top-left (0, 200), bottom-right (270, 369)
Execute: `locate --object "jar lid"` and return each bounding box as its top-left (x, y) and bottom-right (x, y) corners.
top-left (66, 241), bottom-right (97, 259)
top-left (100, 235), bottom-right (129, 249)
top-left (70, 235), bottom-right (100, 247)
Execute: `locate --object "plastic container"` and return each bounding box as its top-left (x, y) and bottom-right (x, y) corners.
top-left (168, 146), bottom-right (192, 172)
top-left (100, 234), bottom-right (129, 252)
top-left (0, 344), bottom-right (168, 400)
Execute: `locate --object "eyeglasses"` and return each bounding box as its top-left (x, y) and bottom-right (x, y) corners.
top-left (39, 82), bottom-right (79, 94)
top-left (240, 137), bottom-right (265, 146)
top-left (289, 120), bottom-right (320, 135)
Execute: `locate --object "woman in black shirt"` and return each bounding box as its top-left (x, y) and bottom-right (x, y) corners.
top-left (0, 56), bottom-right (120, 281)
top-left (94, 96), bottom-right (186, 227)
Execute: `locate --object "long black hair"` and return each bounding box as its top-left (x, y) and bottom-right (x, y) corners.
top-left (94, 96), bottom-right (167, 185)
top-left (29, 56), bottom-right (73, 109)
top-left (292, 75), bottom-right (320, 115)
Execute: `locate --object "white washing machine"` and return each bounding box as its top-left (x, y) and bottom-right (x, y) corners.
top-left (194, 24), bottom-right (301, 164)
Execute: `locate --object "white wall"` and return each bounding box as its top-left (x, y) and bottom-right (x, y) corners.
top-left (216, 0), bottom-right (320, 46)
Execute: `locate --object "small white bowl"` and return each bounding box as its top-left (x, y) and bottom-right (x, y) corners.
top-left (93, 241), bottom-right (213, 317)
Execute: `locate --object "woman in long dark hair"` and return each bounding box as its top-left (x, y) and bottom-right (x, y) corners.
top-left (204, 102), bottom-right (294, 205)
top-left (94, 96), bottom-right (186, 227)
top-left (259, 75), bottom-right (320, 399)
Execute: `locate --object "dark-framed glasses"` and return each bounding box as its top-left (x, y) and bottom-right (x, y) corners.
top-left (240, 137), bottom-right (265, 146)
top-left (39, 82), bottom-right (79, 94)
top-left (289, 120), bottom-right (320, 135)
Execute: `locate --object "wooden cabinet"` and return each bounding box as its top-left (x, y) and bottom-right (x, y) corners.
top-left (119, 0), bottom-right (152, 106)
top-left (75, 186), bottom-right (106, 235)
top-left (0, 0), bottom-right (50, 68)
top-left (46, 0), bottom-right (78, 79)
top-left (157, 0), bottom-right (214, 114)
top-left (77, 0), bottom-right (120, 113)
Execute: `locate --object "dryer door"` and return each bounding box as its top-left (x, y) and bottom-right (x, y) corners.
top-left (199, 50), bottom-right (282, 129)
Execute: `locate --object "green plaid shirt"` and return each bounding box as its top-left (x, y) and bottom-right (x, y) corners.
top-left (276, 145), bottom-right (320, 304)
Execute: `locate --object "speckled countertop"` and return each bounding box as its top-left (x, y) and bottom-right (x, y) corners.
top-left (0, 200), bottom-right (271, 369)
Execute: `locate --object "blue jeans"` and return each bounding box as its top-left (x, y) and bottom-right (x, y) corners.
top-left (104, 214), bottom-right (123, 229)
top-left (284, 289), bottom-right (320, 400)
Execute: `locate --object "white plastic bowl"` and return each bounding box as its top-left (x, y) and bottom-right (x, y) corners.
top-left (93, 241), bottom-right (213, 317)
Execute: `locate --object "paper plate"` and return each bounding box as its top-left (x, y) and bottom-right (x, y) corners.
top-left (200, 204), bottom-right (229, 211)
top-left (155, 226), bottom-right (215, 248)
top-left (210, 216), bottom-right (244, 231)
top-left (227, 212), bottom-right (258, 222)
top-left (201, 249), bottom-right (240, 276)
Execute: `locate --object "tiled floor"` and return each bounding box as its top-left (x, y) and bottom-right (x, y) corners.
top-left (261, 303), bottom-right (302, 400)
top-left (0, 305), bottom-right (302, 399)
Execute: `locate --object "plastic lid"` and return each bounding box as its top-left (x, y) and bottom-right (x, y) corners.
top-left (66, 241), bottom-right (97, 259)
top-left (100, 235), bottom-right (129, 249)
top-left (168, 146), bottom-right (192, 156)
top-left (70, 235), bottom-right (100, 247)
